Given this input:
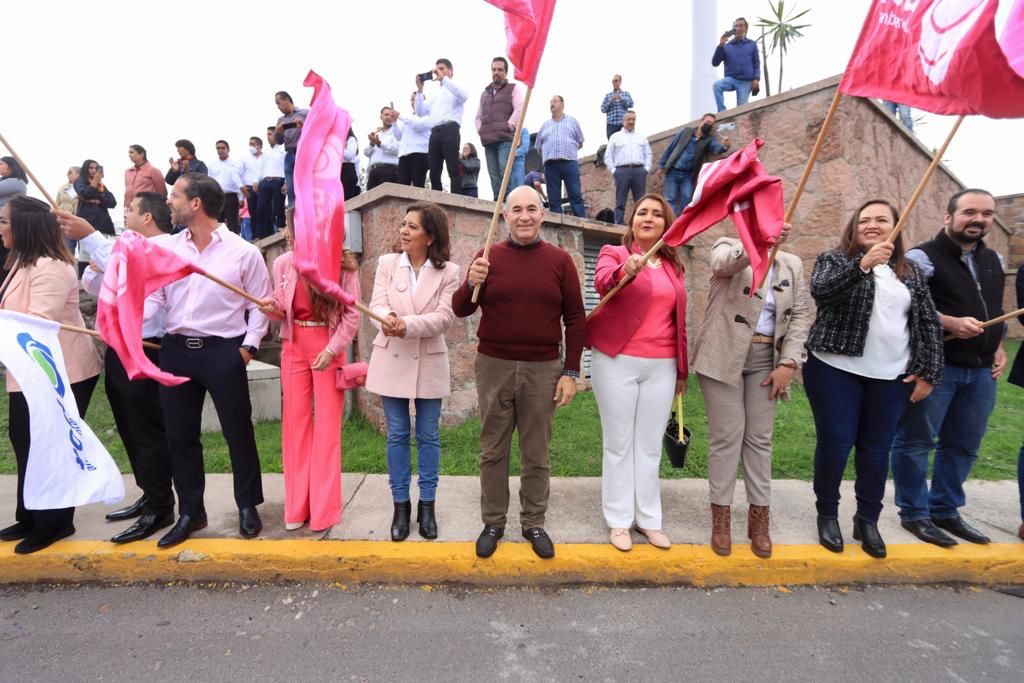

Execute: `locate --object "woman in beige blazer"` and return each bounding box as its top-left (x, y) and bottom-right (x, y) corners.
top-left (0, 196), bottom-right (102, 554)
top-left (690, 226), bottom-right (811, 558)
top-left (366, 201), bottom-right (459, 542)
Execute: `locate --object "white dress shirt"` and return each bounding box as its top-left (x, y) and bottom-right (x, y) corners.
top-left (754, 264), bottom-right (776, 335)
top-left (344, 134), bottom-right (361, 176)
top-left (414, 76), bottom-right (468, 128)
top-left (242, 151), bottom-right (264, 186)
top-left (399, 250), bottom-right (437, 295)
top-left (261, 144), bottom-right (286, 178)
top-left (397, 115), bottom-right (430, 156)
top-left (364, 126), bottom-right (400, 166)
top-left (604, 128), bottom-right (652, 174)
top-left (208, 157), bottom-right (245, 194)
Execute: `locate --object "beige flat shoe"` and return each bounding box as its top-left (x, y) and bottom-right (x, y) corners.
top-left (636, 527), bottom-right (671, 549)
top-left (285, 521), bottom-right (306, 531)
top-left (610, 528), bottom-right (632, 552)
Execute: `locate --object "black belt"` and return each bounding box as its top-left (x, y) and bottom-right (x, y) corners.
top-left (369, 163), bottom-right (398, 170)
top-left (432, 121), bottom-right (460, 130)
top-left (165, 333), bottom-right (242, 350)
top-left (262, 176), bottom-right (284, 181)
top-left (618, 164), bottom-right (644, 169)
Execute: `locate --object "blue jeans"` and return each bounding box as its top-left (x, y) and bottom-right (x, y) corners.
top-left (883, 101), bottom-right (914, 131)
top-left (381, 396), bottom-right (442, 503)
top-left (891, 364), bottom-right (997, 521)
top-left (484, 140), bottom-right (513, 199)
top-left (613, 167), bottom-right (647, 225)
top-left (510, 154), bottom-right (525, 190)
top-left (804, 354), bottom-right (914, 522)
top-left (663, 169), bottom-right (694, 216)
top-left (1018, 439), bottom-right (1024, 522)
top-left (284, 151), bottom-right (296, 207)
top-left (544, 159), bottom-right (586, 217)
top-left (240, 217), bottom-right (252, 241)
top-left (713, 77), bottom-right (753, 112)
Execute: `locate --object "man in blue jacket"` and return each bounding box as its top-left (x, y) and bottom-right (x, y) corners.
top-left (712, 18), bottom-right (761, 112)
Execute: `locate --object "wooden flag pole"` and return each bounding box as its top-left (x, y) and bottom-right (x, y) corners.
top-left (60, 323), bottom-right (160, 350)
top-left (943, 306), bottom-right (1023, 342)
top-left (470, 86), bottom-right (534, 304)
top-left (886, 114), bottom-right (965, 245)
top-left (0, 132), bottom-right (59, 208)
top-left (585, 237), bottom-right (665, 321)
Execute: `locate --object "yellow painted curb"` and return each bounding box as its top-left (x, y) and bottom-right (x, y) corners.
top-left (0, 540), bottom-right (1022, 587)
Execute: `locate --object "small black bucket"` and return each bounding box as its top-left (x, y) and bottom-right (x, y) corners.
top-left (663, 417), bottom-right (692, 469)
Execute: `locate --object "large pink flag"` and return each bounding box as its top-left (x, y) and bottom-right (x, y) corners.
top-left (839, 0), bottom-right (1024, 118)
top-left (485, 0), bottom-right (557, 87)
top-left (293, 70), bottom-right (355, 307)
top-left (96, 231), bottom-right (204, 386)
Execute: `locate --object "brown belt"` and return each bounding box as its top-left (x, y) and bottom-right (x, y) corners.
top-left (294, 319), bottom-right (327, 327)
top-left (751, 334), bottom-right (774, 344)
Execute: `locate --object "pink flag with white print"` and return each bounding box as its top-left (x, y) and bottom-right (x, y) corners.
top-left (485, 0), bottom-right (557, 87)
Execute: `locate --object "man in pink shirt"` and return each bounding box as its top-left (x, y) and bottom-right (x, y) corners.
top-left (151, 173), bottom-right (272, 547)
top-left (124, 144), bottom-right (167, 209)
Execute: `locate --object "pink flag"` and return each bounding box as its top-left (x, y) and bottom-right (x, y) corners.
top-left (839, 0), bottom-right (1024, 118)
top-left (96, 231), bottom-right (204, 386)
top-left (293, 70), bottom-right (355, 307)
top-left (726, 171), bottom-right (785, 291)
top-left (486, 0), bottom-right (557, 87)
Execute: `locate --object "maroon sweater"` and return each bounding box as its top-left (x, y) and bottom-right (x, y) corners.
top-left (452, 238), bottom-right (586, 372)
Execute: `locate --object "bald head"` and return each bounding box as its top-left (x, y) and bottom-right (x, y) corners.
top-left (503, 185), bottom-right (546, 244)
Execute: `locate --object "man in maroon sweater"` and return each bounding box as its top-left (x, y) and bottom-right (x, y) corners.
top-left (453, 185), bottom-right (586, 559)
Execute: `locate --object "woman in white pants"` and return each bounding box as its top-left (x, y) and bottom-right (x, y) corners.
top-left (586, 194), bottom-right (688, 551)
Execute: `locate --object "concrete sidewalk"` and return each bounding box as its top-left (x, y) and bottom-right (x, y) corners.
top-left (0, 474), bottom-right (1021, 587)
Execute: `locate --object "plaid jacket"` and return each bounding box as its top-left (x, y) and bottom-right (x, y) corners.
top-left (805, 249), bottom-right (944, 384)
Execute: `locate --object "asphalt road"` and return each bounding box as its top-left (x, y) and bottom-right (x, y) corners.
top-left (0, 583), bottom-right (1021, 682)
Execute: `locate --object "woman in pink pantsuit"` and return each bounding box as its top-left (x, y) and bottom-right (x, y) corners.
top-left (259, 216), bottom-right (360, 532)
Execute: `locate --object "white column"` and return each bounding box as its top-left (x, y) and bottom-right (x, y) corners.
top-left (689, 0), bottom-right (719, 120)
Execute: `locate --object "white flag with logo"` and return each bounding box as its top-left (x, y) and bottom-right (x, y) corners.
top-left (0, 311), bottom-right (124, 509)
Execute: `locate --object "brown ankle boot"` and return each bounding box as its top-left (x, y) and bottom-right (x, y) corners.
top-left (710, 504), bottom-right (731, 556)
top-left (748, 505), bottom-right (772, 558)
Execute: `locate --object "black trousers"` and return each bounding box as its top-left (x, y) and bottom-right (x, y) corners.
top-left (428, 122), bottom-right (461, 193)
top-left (104, 346), bottom-right (174, 516)
top-left (398, 153), bottom-right (429, 188)
top-left (220, 192), bottom-right (240, 234)
top-left (158, 335), bottom-right (263, 517)
top-left (9, 376), bottom-right (98, 533)
top-left (255, 178), bottom-right (285, 238)
top-left (341, 163), bottom-right (361, 201)
top-left (366, 163), bottom-right (399, 191)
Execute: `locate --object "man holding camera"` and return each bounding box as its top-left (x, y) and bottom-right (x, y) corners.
top-left (711, 17), bottom-right (760, 112)
top-left (415, 58), bottom-right (468, 194)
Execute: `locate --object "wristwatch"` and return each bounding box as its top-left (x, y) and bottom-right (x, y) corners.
top-left (778, 360), bottom-right (797, 369)
top-left (241, 345), bottom-right (258, 356)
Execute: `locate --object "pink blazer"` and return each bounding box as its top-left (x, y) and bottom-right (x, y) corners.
top-left (365, 253), bottom-right (460, 399)
top-left (585, 244), bottom-right (688, 379)
top-left (0, 257), bottom-right (103, 392)
top-left (268, 251), bottom-right (360, 356)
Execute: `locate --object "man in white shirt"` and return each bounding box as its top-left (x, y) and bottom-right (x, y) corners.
top-left (207, 140), bottom-right (245, 234)
top-left (397, 91), bottom-right (431, 188)
top-left (364, 106), bottom-right (401, 190)
top-left (604, 111), bottom-right (652, 225)
top-left (415, 58), bottom-right (468, 193)
top-left (241, 137), bottom-right (264, 241)
top-left (257, 127), bottom-right (287, 237)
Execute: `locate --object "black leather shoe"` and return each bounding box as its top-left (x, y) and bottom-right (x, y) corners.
top-left (157, 514), bottom-right (208, 548)
top-left (111, 512), bottom-right (175, 544)
top-left (0, 521), bottom-right (31, 542)
top-left (852, 515), bottom-right (887, 559)
top-left (14, 525), bottom-right (75, 554)
top-left (817, 515), bottom-right (844, 553)
top-left (901, 519), bottom-right (957, 547)
top-left (476, 525), bottom-right (504, 558)
top-left (239, 507), bottom-right (262, 538)
top-left (522, 527), bottom-right (555, 559)
top-left (105, 496), bottom-right (148, 521)
top-left (391, 501), bottom-right (411, 542)
top-left (417, 500), bottom-right (437, 540)
top-left (933, 516), bottom-right (990, 544)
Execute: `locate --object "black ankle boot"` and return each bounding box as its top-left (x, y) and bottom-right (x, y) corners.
top-left (418, 500), bottom-right (437, 540)
top-left (391, 501), bottom-right (411, 542)
top-left (852, 515), bottom-right (886, 558)
top-left (817, 515), bottom-right (844, 553)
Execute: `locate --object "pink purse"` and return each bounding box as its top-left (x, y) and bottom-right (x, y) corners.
top-left (336, 362), bottom-right (368, 390)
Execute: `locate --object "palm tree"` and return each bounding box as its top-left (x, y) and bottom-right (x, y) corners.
top-left (756, 0), bottom-right (812, 93)
top-left (757, 26), bottom-right (772, 97)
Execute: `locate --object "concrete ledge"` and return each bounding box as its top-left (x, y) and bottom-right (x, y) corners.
top-left (2, 540), bottom-right (1022, 588)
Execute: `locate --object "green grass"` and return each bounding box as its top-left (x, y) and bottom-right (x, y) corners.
top-left (1, 341), bottom-right (1020, 480)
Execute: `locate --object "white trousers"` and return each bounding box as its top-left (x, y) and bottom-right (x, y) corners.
top-left (591, 350), bottom-right (677, 529)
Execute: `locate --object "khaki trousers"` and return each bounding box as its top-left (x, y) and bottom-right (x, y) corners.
top-left (698, 343), bottom-right (776, 507)
top-left (475, 353), bottom-right (562, 528)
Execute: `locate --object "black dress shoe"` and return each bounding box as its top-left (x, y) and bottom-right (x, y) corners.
top-left (817, 515), bottom-right (844, 553)
top-left (14, 525), bottom-right (75, 555)
top-left (901, 519), bottom-right (957, 547)
top-left (157, 514), bottom-right (208, 548)
top-left (522, 527), bottom-right (555, 559)
top-left (933, 516), bottom-right (990, 544)
top-left (0, 521), bottom-right (31, 542)
top-left (417, 500), bottom-right (437, 540)
top-left (476, 525), bottom-right (504, 558)
top-left (391, 501), bottom-right (411, 542)
top-left (105, 496), bottom-right (148, 522)
top-left (852, 515), bottom-right (887, 559)
top-left (111, 512), bottom-right (175, 544)
top-left (239, 507), bottom-right (262, 538)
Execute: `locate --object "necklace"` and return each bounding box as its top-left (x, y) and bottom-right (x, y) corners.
top-left (646, 256), bottom-right (662, 269)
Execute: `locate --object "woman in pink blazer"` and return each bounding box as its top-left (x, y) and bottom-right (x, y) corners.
top-left (0, 196), bottom-right (102, 554)
top-left (585, 194), bottom-right (687, 552)
top-left (366, 201), bottom-right (460, 542)
top-left (259, 213), bottom-right (360, 533)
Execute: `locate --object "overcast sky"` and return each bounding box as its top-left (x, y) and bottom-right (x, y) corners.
top-left (5, 0), bottom-right (1022, 210)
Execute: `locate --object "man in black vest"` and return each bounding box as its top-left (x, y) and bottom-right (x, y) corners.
top-left (475, 56), bottom-right (523, 199)
top-left (655, 113), bottom-right (730, 215)
top-left (1007, 263), bottom-right (1024, 542)
top-left (892, 188), bottom-right (1007, 547)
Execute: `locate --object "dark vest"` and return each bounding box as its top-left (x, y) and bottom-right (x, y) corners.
top-left (917, 229), bottom-right (1004, 368)
top-left (664, 127), bottom-right (715, 183)
top-left (478, 81), bottom-right (515, 145)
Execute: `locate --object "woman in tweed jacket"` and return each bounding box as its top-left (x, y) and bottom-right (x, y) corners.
top-left (805, 199), bottom-right (943, 559)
